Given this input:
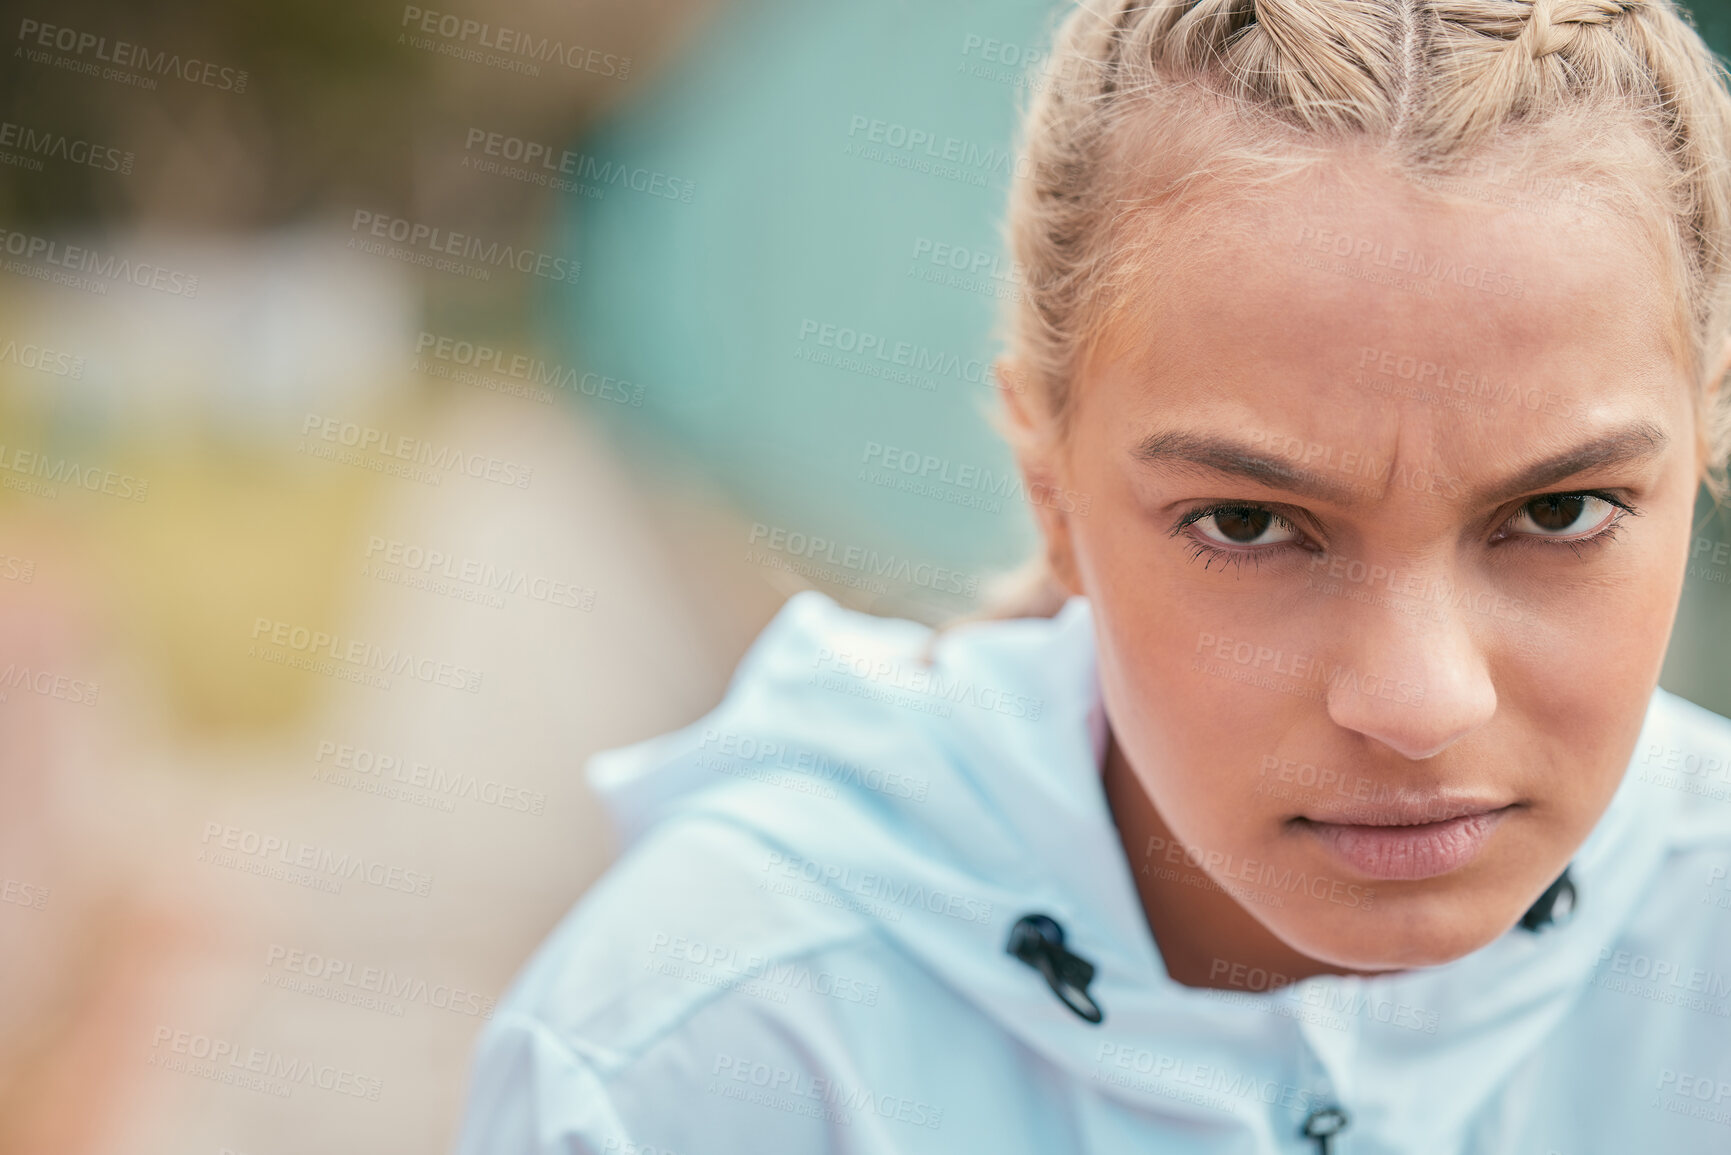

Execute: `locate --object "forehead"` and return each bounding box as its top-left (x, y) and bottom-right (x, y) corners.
top-left (1082, 162), bottom-right (1690, 454)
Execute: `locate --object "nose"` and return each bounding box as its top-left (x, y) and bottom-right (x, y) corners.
top-left (1323, 592), bottom-right (1498, 760)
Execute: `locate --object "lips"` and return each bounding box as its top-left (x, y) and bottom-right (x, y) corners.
top-left (1297, 801), bottom-right (1517, 881)
top-left (1300, 797), bottom-right (1511, 828)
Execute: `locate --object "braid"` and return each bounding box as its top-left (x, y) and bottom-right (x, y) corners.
top-left (1422, 0), bottom-right (1659, 151)
top-left (1526, 0), bottom-right (1632, 60)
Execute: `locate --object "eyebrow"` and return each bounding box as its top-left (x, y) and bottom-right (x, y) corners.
top-left (1131, 422), bottom-right (1670, 505)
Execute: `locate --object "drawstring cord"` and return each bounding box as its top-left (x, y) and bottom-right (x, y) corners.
top-left (1006, 913), bottom-right (1104, 1024)
top-left (1519, 867), bottom-right (1577, 932)
top-left (1301, 1105), bottom-right (1350, 1154)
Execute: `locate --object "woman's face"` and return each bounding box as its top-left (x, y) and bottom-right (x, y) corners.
top-left (1028, 162), bottom-right (1710, 969)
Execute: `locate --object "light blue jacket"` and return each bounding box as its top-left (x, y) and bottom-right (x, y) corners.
top-left (457, 592), bottom-right (1731, 1153)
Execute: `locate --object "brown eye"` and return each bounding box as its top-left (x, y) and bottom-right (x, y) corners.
top-left (1193, 506), bottom-right (1298, 547)
top-left (1525, 495), bottom-right (1584, 532)
top-left (1214, 507), bottom-right (1272, 542)
top-left (1506, 494), bottom-right (1617, 539)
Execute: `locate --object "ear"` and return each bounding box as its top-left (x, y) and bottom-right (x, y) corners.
top-left (996, 357), bottom-right (1083, 597)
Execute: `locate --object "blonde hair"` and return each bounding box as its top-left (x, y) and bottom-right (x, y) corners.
top-left (985, 0), bottom-right (1731, 619)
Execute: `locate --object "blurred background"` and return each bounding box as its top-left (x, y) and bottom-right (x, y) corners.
top-left (0, 0), bottom-right (1728, 1151)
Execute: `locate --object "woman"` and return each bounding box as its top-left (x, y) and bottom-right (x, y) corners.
top-left (459, 0), bottom-right (1731, 1150)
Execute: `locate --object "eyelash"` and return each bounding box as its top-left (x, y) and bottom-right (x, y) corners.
top-left (1170, 491), bottom-right (1638, 573)
top-left (1170, 504), bottom-right (1309, 574)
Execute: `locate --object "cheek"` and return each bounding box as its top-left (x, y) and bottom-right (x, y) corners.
top-left (1086, 553), bottom-right (1298, 848)
top-left (1496, 510), bottom-right (1690, 811)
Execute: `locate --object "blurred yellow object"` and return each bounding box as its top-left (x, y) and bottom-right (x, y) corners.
top-left (83, 433), bottom-right (385, 736)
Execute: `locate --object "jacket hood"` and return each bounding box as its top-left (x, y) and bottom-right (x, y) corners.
top-left (587, 590), bottom-right (1702, 1147)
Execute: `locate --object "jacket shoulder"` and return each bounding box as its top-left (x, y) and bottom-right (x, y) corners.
top-left (1638, 689), bottom-right (1731, 850)
top-left (456, 814), bottom-right (985, 1155)
top-left (489, 813), bottom-right (878, 1073)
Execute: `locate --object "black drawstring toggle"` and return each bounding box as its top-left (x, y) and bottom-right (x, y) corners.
top-left (1518, 866), bottom-right (1577, 932)
top-left (1006, 913), bottom-right (1104, 1024)
top-left (1301, 1105), bottom-right (1350, 1154)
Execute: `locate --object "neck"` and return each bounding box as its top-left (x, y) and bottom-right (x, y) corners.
top-left (1102, 733), bottom-right (1380, 990)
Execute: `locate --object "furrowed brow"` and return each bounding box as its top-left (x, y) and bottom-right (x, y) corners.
top-left (1472, 421), bottom-right (1668, 503)
top-left (1131, 430), bottom-right (1367, 504)
top-left (1132, 422), bottom-right (1670, 506)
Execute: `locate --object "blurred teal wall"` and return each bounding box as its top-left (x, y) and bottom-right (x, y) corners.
top-left (555, 0), bottom-right (1066, 622)
top-left (553, 0), bottom-right (1731, 713)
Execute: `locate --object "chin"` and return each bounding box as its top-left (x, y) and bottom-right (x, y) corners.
top-left (1266, 895), bottom-right (1521, 973)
